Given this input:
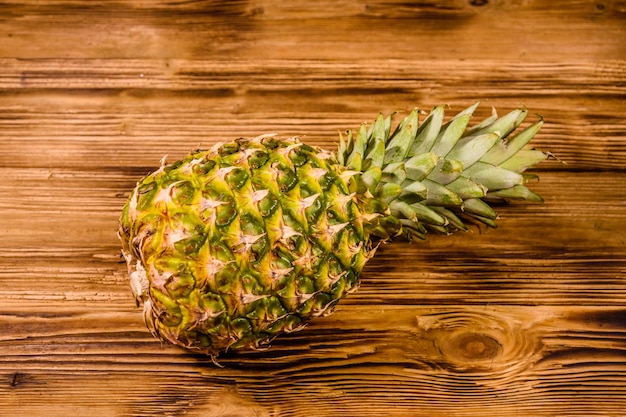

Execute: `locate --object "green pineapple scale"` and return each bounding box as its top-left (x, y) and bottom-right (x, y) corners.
top-left (119, 103), bottom-right (547, 357)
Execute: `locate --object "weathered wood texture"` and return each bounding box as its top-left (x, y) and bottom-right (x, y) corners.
top-left (1, 1), bottom-right (625, 416)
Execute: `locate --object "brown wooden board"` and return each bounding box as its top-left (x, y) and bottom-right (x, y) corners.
top-left (1, 1), bottom-right (625, 416)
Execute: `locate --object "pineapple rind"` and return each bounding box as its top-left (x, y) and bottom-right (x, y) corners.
top-left (119, 136), bottom-right (378, 356)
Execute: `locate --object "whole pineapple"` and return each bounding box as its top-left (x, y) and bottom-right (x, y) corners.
top-left (119, 103), bottom-right (547, 358)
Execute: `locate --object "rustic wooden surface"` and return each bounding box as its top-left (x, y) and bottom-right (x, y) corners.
top-left (1, 1), bottom-right (625, 416)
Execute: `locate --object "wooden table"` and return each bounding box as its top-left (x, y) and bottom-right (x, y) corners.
top-left (1, 1), bottom-right (625, 416)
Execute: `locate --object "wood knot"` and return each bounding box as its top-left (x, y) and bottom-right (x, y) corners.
top-left (416, 307), bottom-right (544, 376)
top-left (444, 332), bottom-right (501, 362)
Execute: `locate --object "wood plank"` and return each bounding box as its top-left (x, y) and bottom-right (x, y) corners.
top-left (0, 59), bottom-right (624, 170)
top-left (2, 304), bottom-right (625, 416)
top-left (0, 169), bottom-right (624, 306)
top-left (0, 0), bottom-right (624, 61)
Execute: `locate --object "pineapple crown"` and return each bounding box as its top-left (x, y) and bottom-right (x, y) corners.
top-left (336, 103), bottom-right (547, 240)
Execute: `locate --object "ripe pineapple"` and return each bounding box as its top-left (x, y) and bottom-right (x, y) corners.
top-left (119, 103), bottom-right (547, 358)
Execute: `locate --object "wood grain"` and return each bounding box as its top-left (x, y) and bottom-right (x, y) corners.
top-left (1, 1), bottom-right (625, 416)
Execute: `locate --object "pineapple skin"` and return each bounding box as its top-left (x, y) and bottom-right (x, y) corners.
top-left (119, 135), bottom-right (378, 355)
top-left (119, 104), bottom-right (547, 357)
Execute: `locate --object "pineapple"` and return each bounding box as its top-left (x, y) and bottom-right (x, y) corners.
top-left (118, 103), bottom-right (547, 358)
